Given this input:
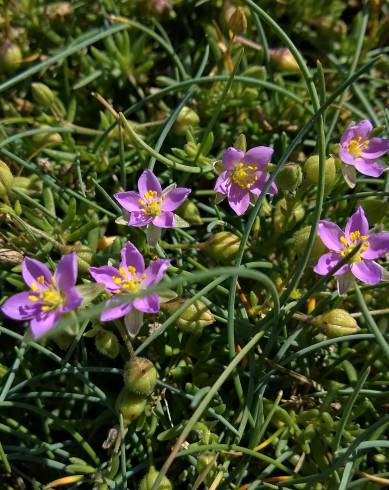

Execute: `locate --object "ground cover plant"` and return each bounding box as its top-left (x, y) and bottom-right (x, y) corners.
top-left (0, 0), bottom-right (388, 488)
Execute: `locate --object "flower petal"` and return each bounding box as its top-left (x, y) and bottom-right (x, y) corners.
top-left (143, 259), bottom-right (170, 287)
top-left (214, 171), bottom-right (230, 195)
top-left (89, 265), bottom-right (121, 292)
top-left (250, 172), bottom-right (278, 195)
top-left (129, 212), bottom-right (153, 227)
top-left (317, 221), bottom-right (345, 252)
top-left (100, 297), bottom-right (133, 322)
top-left (138, 170), bottom-right (162, 196)
top-left (354, 159), bottom-right (385, 177)
top-left (114, 191), bottom-right (142, 212)
top-left (352, 120), bottom-right (373, 139)
top-left (345, 207), bottom-right (369, 241)
top-left (351, 260), bottom-right (381, 285)
top-left (62, 287), bottom-right (83, 313)
top-left (313, 252), bottom-right (342, 276)
top-left (222, 147), bottom-right (244, 170)
top-left (120, 241), bottom-right (145, 273)
top-left (163, 188), bottom-right (191, 211)
top-left (30, 311), bottom-right (61, 339)
top-left (339, 146), bottom-right (357, 165)
top-left (152, 211), bottom-right (174, 228)
top-left (227, 184), bottom-right (250, 216)
top-left (22, 257), bottom-right (52, 289)
top-left (54, 253), bottom-right (78, 291)
top-left (337, 271), bottom-right (354, 295)
top-left (362, 137), bottom-right (389, 159)
top-left (1, 292), bottom-right (38, 320)
top-left (133, 293), bottom-right (160, 313)
top-left (242, 146), bottom-right (273, 169)
top-left (363, 232), bottom-right (389, 260)
top-left (124, 309), bottom-right (144, 337)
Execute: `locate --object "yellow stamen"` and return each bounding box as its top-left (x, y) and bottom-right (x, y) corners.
top-left (231, 162), bottom-right (258, 189)
top-left (31, 283), bottom-right (38, 292)
top-left (37, 276), bottom-right (45, 285)
top-left (127, 265), bottom-right (136, 275)
top-left (348, 136), bottom-right (370, 159)
top-left (28, 295), bottom-right (39, 302)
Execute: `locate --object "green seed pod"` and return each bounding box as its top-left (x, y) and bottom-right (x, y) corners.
top-left (173, 106), bottom-right (200, 135)
top-left (32, 127), bottom-right (63, 146)
top-left (0, 160), bottom-right (14, 200)
top-left (275, 164), bottom-right (302, 192)
top-left (203, 231), bottom-right (240, 263)
top-left (31, 82), bottom-right (55, 107)
top-left (139, 466), bottom-right (172, 490)
top-left (162, 299), bottom-right (215, 333)
top-left (76, 245), bottom-right (94, 273)
top-left (115, 389), bottom-right (147, 426)
top-left (291, 225), bottom-right (326, 263)
top-left (123, 357), bottom-right (158, 396)
top-left (274, 198), bottom-right (305, 234)
top-left (357, 197), bottom-right (389, 225)
top-left (95, 330), bottom-right (120, 359)
top-left (303, 155), bottom-right (336, 194)
top-left (0, 41), bottom-right (22, 73)
top-left (270, 48), bottom-right (299, 72)
top-left (312, 309), bottom-right (360, 337)
top-left (176, 199), bottom-right (202, 225)
top-left (228, 7), bottom-right (248, 35)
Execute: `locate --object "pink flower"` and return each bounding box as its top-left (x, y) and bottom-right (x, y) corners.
top-left (214, 146), bottom-right (278, 216)
top-left (89, 241), bottom-right (170, 337)
top-left (314, 207), bottom-right (389, 294)
top-left (339, 120), bottom-right (389, 178)
top-left (114, 170), bottom-right (191, 229)
top-left (1, 254), bottom-right (82, 339)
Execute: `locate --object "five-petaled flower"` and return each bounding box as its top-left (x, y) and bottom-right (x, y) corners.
top-left (89, 241), bottom-right (170, 336)
top-left (114, 170), bottom-right (191, 229)
top-left (1, 253), bottom-right (82, 339)
top-left (214, 146), bottom-right (278, 215)
top-left (314, 207), bottom-right (389, 294)
top-left (339, 120), bottom-right (389, 178)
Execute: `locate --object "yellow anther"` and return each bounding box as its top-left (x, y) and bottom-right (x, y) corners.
top-left (113, 276), bottom-right (122, 284)
top-left (141, 273), bottom-right (146, 280)
top-left (119, 267), bottom-right (127, 276)
top-left (127, 266), bottom-right (136, 275)
top-left (41, 305), bottom-right (51, 311)
top-left (31, 283), bottom-right (38, 292)
top-left (37, 276), bottom-right (45, 285)
top-left (139, 198), bottom-right (146, 206)
top-left (50, 276), bottom-right (57, 284)
top-left (340, 236), bottom-right (348, 247)
top-left (28, 295), bottom-right (39, 302)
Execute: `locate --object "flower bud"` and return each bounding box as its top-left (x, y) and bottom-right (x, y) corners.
top-left (31, 83), bottom-right (55, 107)
top-left (0, 160), bottom-right (14, 199)
top-left (203, 231), bottom-right (240, 263)
top-left (228, 7), bottom-right (247, 35)
top-left (303, 155), bottom-right (337, 194)
top-left (233, 133), bottom-right (247, 152)
top-left (140, 466), bottom-right (172, 490)
top-left (95, 330), bottom-right (120, 359)
top-left (176, 199), bottom-right (202, 225)
top-left (270, 48), bottom-right (299, 72)
top-left (115, 389), bottom-right (146, 426)
top-left (312, 309), bottom-right (360, 337)
top-left (275, 164), bottom-right (302, 192)
top-left (0, 41), bottom-right (22, 73)
top-left (123, 357), bottom-right (157, 396)
top-left (173, 106), bottom-right (200, 135)
top-left (162, 299), bottom-right (215, 333)
top-left (0, 248), bottom-right (23, 264)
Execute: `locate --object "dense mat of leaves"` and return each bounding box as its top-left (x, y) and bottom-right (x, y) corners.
top-left (0, 1), bottom-right (388, 489)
